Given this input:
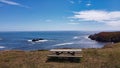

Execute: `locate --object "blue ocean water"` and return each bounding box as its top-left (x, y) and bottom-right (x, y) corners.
top-left (0, 31), bottom-right (106, 51)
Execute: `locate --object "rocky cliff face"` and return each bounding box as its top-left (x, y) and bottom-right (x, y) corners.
top-left (89, 32), bottom-right (120, 43)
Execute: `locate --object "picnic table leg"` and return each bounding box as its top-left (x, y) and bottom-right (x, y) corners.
top-left (56, 52), bottom-right (60, 55)
top-left (68, 52), bottom-right (75, 55)
top-left (55, 52), bottom-right (63, 55)
top-left (71, 52), bottom-right (75, 55)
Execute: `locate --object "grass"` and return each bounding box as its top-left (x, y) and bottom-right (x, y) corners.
top-left (0, 43), bottom-right (120, 68)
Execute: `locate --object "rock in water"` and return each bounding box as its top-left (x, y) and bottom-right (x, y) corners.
top-left (32, 38), bottom-right (44, 42)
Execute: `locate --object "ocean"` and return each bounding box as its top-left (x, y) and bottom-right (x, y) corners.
top-left (0, 31), bottom-right (106, 51)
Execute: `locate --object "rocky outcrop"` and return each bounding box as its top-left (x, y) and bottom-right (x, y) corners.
top-left (89, 32), bottom-right (120, 43)
top-left (32, 38), bottom-right (44, 42)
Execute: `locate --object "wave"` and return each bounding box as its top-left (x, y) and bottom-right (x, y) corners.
top-left (28, 39), bottom-right (48, 43)
top-left (73, 36), bottom-right (80, 39)
top-left (73, 36), bottom-right (85, 39)
top-left (74, 41), bottom-right (98, 44)
top-left (53, 42), bottom-right (74, 46)
top-left (0, 46), bottom-right (5, 49)
top-left (54, 35), bottom-right (95, 47)
top-left (0, 38), bottom-right (2, 40)
top-left (84, 35), bottom-right (91, 40)
top-left (73, 35), bottom-right (90, 40)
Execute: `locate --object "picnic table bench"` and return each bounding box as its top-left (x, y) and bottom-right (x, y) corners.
top-left (48, 49), bottom-right (82, 58)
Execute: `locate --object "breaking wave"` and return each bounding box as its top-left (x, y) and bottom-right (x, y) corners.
top-left (53, 42), bottom-right (74, 46)
top-left (73, 35), bottom-right (90, 40)
top-left (0, 46), bottom-right (5, 49)
top-left (84, 35), bottom-right (91, 40)
top-left (28, 39), bottom-right (48, 43)
top-left (0, 38), bottom-right (2, 40)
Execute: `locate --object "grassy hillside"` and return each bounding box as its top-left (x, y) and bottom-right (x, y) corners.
top-left (0, 43), bottom-right (120, 68)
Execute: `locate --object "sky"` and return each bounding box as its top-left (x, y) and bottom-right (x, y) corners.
top-left (0, 0), bottom-right (120, 31)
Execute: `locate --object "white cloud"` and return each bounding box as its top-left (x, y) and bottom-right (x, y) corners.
top-left (0, 0), bottom-right (20, 5)
top-left (0, 0), bottom-right (29, 8)
top-left (69, 19), bottom-right (74, 22)
top-left (68, 22), bottom-right (79, 25)
top-left (78, 0), bottom-right (82, 4)
top-left (0, 4), bottom-right (3, 7)
top-left (86, 3), bottom-right (91, 6)
top-left (69, 0), bottom-right (75, 4)
top-left (86, 0), bottom-right (92, 6)
top-left (45, 19), bottom-right (52, 22)
top-left (106, 21), bottom-right (120, 26)
top-left (68, 0), bottom-right (82, 4)
top-left (68, 19), bottom-right (80, 25)
top-left (72, 10), bottom-right (120, 27)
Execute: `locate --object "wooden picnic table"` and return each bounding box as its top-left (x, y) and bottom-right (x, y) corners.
top-left (47, 49), bottom-right (82, 62)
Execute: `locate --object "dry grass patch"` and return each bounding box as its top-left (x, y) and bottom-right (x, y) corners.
top-left (0, 43), bottom-right (120, 68)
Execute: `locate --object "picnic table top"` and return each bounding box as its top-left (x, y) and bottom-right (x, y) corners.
top-left (50, 49), bottom-right (82, 52)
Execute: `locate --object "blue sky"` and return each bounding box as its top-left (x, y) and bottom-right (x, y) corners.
top-left (0, 0), bottom-right (120, 31)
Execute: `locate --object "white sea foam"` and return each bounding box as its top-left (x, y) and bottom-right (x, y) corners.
top-left (0, 38), bottom-right (2, 40)
top-left (54, 42), bottom-right (74, 46)
top-left (75, 41), bottom-right (98, 44)
top-left (0, 46), bottom-right (5, 49)
top-left (73, 36), bottom-right (80, 39)
top-left (73, 35), bottom-right (90, 40)
top-left (28, 39), bottom-right (48, 43)
top-left (84, 35), bottom-right (90, 40)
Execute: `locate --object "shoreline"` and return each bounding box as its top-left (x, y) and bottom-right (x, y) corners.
top-left (0, 41), bottom-right (117, 52)
top-left (0, 32), bottom-right (118, 51)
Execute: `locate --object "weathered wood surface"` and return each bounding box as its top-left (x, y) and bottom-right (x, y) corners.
top-left (50, 49), bottom-right (82, 52)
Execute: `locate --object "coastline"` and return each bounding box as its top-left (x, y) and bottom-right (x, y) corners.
top-left (88, 31), bottom-right (120, 43)
top-left (0, 31), bottom-right (105, 51)
top-left (0, 31), bottom-right (120, 68)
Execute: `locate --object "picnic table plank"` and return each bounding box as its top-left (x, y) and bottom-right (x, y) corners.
top-left (50, 49), bottom-right (82, 52)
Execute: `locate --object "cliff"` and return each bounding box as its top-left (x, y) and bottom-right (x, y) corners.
top-left (89, 32), bottom-right (120, 43)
